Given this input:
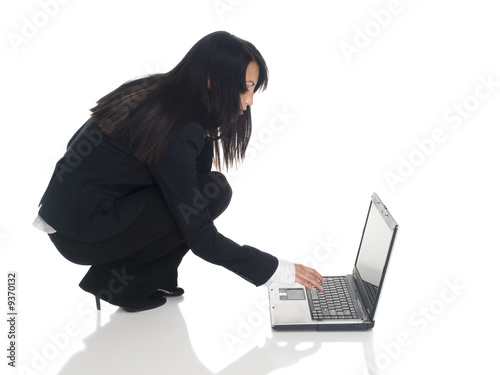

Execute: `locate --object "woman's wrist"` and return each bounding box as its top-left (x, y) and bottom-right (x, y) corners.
top-left (263, 259), bottom-right (295, 287)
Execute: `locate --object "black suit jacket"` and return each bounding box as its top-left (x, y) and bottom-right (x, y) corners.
top-left (38, 119), bottom-right (278, 286)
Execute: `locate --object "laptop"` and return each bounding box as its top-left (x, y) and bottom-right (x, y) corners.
top-left (269, 192), bottom-right (398, 331)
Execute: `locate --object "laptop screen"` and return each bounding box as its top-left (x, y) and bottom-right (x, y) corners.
top-left (354, 194), bottom-right (398, 319)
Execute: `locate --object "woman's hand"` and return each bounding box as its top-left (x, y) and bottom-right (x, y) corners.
top-left (294, 264), bottom-right (324, 291)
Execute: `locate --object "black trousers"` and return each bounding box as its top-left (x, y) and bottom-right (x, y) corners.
top-left (48, 172), bottom-right (232, 307)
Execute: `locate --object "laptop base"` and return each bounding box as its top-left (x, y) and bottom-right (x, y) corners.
top-left (272, 322), bottom-right (375, 331)
top-left (269, 279), bottom-right (374, 331)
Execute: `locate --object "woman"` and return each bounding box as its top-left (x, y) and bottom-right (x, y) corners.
top-left (34, 31), bottom-right (323, 312)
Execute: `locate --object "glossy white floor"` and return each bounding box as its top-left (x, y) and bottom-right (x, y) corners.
top-left (8, 190), bottom-right (499, 375)
top-left (2, 1), bottom-right (500, 374)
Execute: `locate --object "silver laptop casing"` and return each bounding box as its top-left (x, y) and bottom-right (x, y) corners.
top-left (269, 193), bottom-right (398, 331)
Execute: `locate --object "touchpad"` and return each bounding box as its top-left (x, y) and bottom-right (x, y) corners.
top-left (279, 288), bottom-right (306, 300)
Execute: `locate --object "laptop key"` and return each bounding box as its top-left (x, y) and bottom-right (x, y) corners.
top-left (308, 276), bottom-right (360, 321)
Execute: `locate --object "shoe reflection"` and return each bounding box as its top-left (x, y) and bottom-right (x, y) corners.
top-left (56, 298), bottom-right (377, 374)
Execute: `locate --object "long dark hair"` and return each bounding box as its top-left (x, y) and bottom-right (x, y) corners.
top-left (90, 31), bottom-right (269, 169)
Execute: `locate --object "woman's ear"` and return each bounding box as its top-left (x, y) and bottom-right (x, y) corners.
top-left (207, 78), bottom-right (211, 90)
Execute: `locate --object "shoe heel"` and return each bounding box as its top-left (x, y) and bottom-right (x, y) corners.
top-left (95, 296), bottom-right (101, 311)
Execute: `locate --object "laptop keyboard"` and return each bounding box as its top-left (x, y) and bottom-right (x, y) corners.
top-left (307, 276), bottom-right (358, 320)
top-left (362, 280), bottom-right (379, 306)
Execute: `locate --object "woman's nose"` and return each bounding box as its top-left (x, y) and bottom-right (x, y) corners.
top-left (243, 92), bottom-right (253, 107)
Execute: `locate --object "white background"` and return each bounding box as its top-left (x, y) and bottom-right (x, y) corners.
top-left (1, 0), bottom-right (499, 374)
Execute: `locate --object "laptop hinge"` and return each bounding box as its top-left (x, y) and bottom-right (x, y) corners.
top-left (346, 274), bottom-right (370, 322)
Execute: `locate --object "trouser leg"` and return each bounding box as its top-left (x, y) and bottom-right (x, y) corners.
top-left (160, 243), bottom-right (189, 290)
top-left (79, 232), bottom-right (188, 307)
top-left (53, 172), bottom-right (232, 307)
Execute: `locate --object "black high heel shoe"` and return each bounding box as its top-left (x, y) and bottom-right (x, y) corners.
top-left (121, 297), bottom-right (166, 313)
top-left (94, 291), bottom-right (167, 312)
top-left (158, 287), bottom-right (184, 297)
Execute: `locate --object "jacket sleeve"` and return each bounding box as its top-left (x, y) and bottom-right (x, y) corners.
top-left (148, 122), bottom-right (278, 286)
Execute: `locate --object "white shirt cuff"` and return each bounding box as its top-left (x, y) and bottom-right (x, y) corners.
top-left (263, 259), bottom-right (295, 287)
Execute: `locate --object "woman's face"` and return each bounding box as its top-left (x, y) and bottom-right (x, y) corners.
top-left (240, 61), bottom-right (259, 115)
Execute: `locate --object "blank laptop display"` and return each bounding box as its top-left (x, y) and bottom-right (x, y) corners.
top-left (269, 192), bottom-right (398, 331)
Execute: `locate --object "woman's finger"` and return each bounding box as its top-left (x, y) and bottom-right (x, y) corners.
top-left (294, 264), bottom-right (324, 291)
